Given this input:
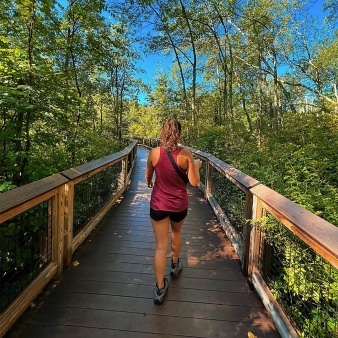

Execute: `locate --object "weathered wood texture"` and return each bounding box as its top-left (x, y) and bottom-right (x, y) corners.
top-left (251, 184), bottom-right (338, 270)
top-left (4, 147), bottom-right (280, 338)
top-left (0, 174), bottom-right (69, 223)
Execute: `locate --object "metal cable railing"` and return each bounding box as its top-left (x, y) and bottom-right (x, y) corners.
top-left (0, 200), bottom-right (53, 313)
top-left (73, 163), bottom-right (121, 237)
top-left (257, 214), bottom-right (338, 338)
top-left (211, 168), bottom-right (246, 241)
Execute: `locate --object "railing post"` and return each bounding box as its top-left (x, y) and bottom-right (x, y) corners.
top-left (63, 181), bottom-right (74, 268)
top-left (248, 195), bottom-right (263, 284)
top-left (133, 144), bottom-right (136, 165)
top-left (242, 190), bottom-right (253, 276)
top-left (53, 185), bottom-right (65, 279)
top-left (119, 156), bottom-right (128, 190)
top-left (204, 160), bottom-right (213, 200)
top-left (129, 148), bottom-right (133, 172)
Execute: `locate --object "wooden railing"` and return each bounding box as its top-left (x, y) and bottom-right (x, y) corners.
top-left (0, 141), bottom-right (137, 337)
top-left (136, 136), bottom-right (338, 338)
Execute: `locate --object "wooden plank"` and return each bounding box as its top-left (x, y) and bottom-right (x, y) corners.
top-left (251, 184), bottom-right (338, 269)
top-left (77, 225), bottom-right (222, 239)
top-left (70, 252), bottom-right (242, 270)
top-left (63, 181), bottom-right (74, 268)
top-left (9, 307), bottom-right (279, 338)
top-left (53, 186), bottom-right (65, 279)
top-left (41, 292), bottom-right (270, 322)
top-left (242, 190), bottom-right (253, 276)
top-left (75, 240), bottom-right (237, 258)
top-left (0, 174), bottom-right (69, 222)
top-left (63, 260), bottom-right (243, 280)
top-left (59, 268), bottom-right (251, 293)
top-left (82, 226), bottom-right (232, 247)
top-left (6, 325), bottom-right (182, 338)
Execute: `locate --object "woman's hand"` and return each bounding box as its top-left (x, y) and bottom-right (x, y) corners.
top-left (147, 180), bottom-right (153, 188)
top-left (194, 159), bottom-right (202, 169)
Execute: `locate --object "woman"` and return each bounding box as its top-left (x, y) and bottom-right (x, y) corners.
top-left (145, 118), bottom-right (202, 305)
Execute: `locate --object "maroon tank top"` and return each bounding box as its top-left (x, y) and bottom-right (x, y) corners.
top-left (150, 146), bottom-right (189, 212)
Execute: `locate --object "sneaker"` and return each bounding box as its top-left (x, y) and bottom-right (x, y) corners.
top-left (170, 259), bottom-right (183, 277)
top-left (154, 277), bottom-right (169, 305)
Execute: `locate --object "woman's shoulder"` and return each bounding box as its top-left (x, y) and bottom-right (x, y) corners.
top-left (149, 146), bottom-right (161, 163)
top-left (151, 146), bottom-right (162, 154)
top-left (178, 147), bottom-right (193, 159)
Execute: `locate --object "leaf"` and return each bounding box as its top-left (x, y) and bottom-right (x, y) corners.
top-left (248, 332), bottom-right (258, 338)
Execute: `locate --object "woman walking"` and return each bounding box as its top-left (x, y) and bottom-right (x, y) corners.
top-left (145, 118), bottom-right (202, 305)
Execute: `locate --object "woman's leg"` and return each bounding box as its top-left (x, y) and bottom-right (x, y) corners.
top-left (170, 218), bottom-right (186, 264)
top-left (151, 217), bottom-right (170, 289)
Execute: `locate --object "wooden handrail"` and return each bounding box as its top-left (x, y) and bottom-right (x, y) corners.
top-left (251, 184), bottom-right (338, 270)
top-left (61, 142), bottom-right (136, 182)
top-left (0, 174), bottom-right (69, 223)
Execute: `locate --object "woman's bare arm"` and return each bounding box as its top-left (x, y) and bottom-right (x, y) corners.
top-left (145, 149), bottom-right (155, 188)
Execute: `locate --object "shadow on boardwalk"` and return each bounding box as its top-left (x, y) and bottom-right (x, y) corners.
top-left (5, 146), bottom-right (280, 338)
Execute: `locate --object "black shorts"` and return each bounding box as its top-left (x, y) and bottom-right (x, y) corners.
top-left (150, 208), bottom-right (188, 222)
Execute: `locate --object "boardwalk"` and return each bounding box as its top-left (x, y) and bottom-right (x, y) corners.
top-left (5, 147), bottom-right (280, 338)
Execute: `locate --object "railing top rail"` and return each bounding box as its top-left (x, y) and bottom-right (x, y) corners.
top-left (182, 144), bottom-right (260, 190)
top-left (61, 140), bottom-right (137, 180)
top-left (251, 183), bottom-right (338, 268)
top-left (0, 173), bottom-right (69, 216)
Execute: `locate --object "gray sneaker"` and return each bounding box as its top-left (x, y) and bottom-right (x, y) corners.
top-left (154, 277), bottom-right (169, 305)
top-left (170, 259), bottom-right (183, 277)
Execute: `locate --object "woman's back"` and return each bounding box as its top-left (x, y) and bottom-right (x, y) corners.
top-left (150, 146), bottom-right (188, 212)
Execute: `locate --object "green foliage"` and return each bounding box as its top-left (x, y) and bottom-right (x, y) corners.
top-left (260, 216), bottom-right (338, 338)
top-left (194, 126), bottom-right (228, 159)
top-left (127, 102), bottom-right (162, 137)
top-left (0, 182), bottom-right (16, 192)
top-left (0, 0), bottom-right (143, 188)
top-left (195, 112), bottom-right (338, 227)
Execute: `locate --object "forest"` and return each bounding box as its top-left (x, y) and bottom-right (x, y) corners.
top-left (1, 0), bottom-right (338, 227)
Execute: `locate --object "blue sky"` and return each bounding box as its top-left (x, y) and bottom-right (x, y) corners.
top-left (135, 53), bottom-right (171, 103)
top-left (134, 0), bottom-right (332, 103)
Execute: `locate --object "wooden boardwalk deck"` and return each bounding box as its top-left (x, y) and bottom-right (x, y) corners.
top-left (5, 146), bottom-right (280, 338)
